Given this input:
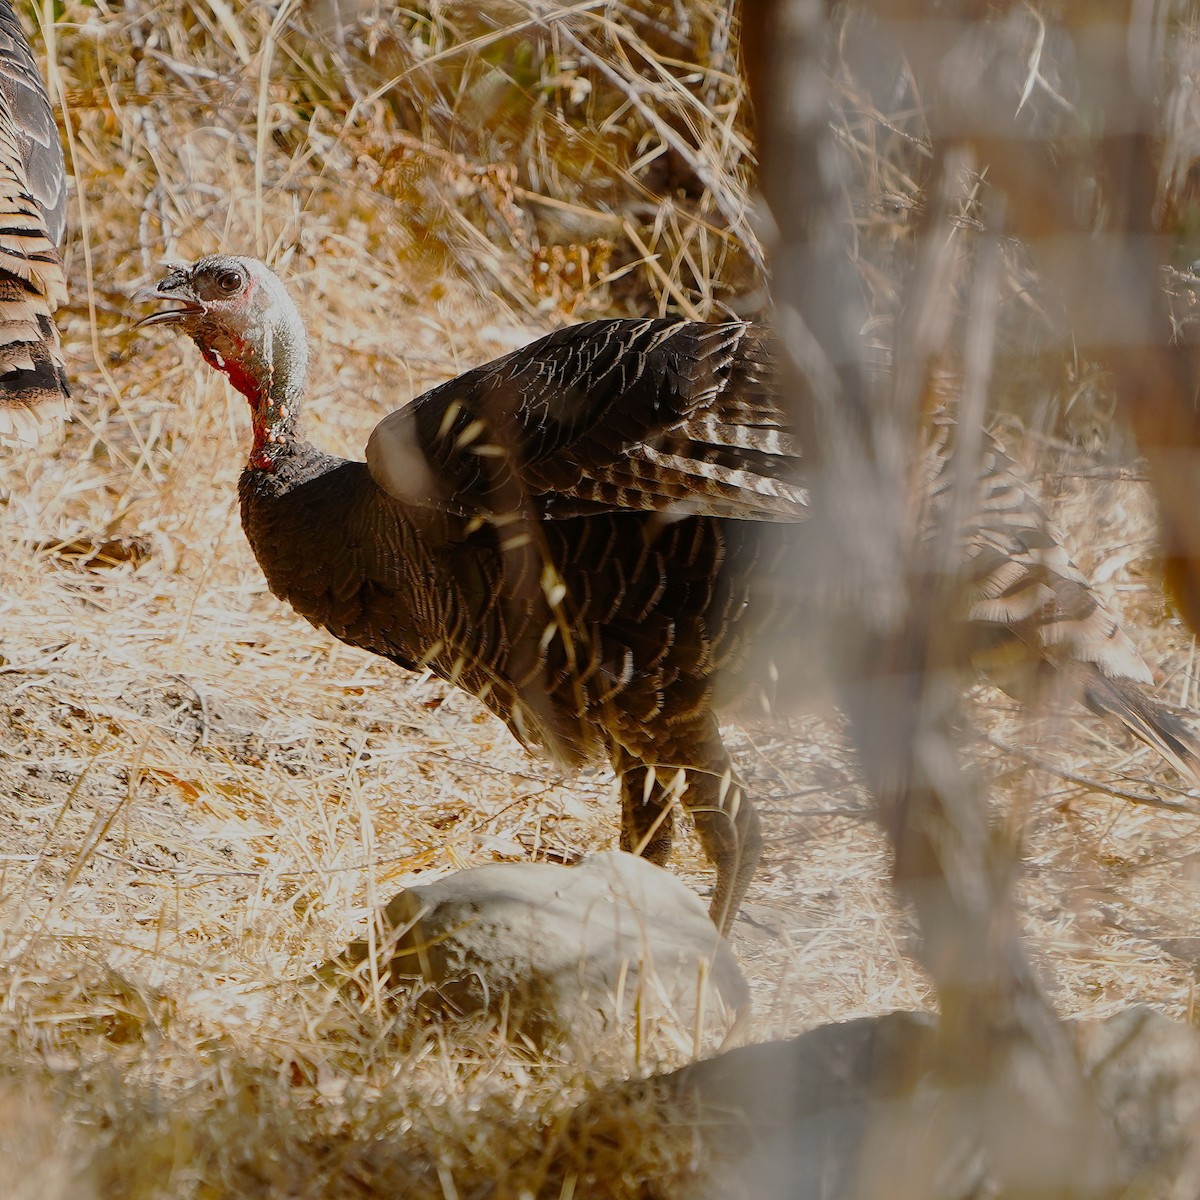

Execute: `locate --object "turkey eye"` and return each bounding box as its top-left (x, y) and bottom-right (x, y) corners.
top-left (216, 269), bottom-right (243, 293)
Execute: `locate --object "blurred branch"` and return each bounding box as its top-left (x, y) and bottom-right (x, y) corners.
top-left (741, 1), bottom-right (1121, 1193)
top-left (881, 1), bottom-right (1200, 635)
top-left (984, 735), bottom-right (1199, 813)
top-left (742, 0), bottom-right (908, 640)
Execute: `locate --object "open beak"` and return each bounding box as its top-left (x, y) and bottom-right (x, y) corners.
top-left (134, 267), bottom-right (206, 328)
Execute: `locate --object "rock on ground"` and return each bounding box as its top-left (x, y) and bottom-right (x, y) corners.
top-left (559, 1005), bottom-right (1200, 1199)
top-left (323, 850), bottom-right (750, 1052)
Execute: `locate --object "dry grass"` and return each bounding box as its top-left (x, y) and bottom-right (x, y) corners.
top-left (0, 1), bottom-right (1198, 1195)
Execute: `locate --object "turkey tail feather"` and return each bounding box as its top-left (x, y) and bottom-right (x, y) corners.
top-left (1083, 673), bottom-right (1200, 787)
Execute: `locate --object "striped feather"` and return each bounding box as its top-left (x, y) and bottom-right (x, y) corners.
top-left (925, 412), bottom-right (1198, 781)
top-left (0, 0), bottom-right (67, 442)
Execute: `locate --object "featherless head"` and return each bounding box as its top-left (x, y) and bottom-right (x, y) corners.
top-left (137, 256), bottom-right (307, 389)
top-left (137, 255), bottom-right (308, 467)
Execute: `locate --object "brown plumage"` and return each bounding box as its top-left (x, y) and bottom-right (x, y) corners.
top-left (925, 415), bottom-right (1200, 783)
top-left (136, 256), bottom-right (1199, 931)
top-left (0, 0), bottom-right (66, 443)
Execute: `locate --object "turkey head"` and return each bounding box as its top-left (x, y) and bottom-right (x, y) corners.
top-left (138, 256), bottom-right (308, 469)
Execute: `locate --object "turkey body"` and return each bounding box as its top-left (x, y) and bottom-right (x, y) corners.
top-left (138, 255), bottom-right (1200, 934)
top-left (241, 446), bottom-right (794, 766)
top-left (0, 0), bottom-right (67, 439)
top-left (237, 320), bottom-right (800, 929)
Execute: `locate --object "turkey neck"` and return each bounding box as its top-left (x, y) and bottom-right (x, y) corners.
top-left (207, 313), bottom-right (307, 472)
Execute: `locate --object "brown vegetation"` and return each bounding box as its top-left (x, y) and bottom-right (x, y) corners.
top-left (0, 2), bottom-right (1198, 1195)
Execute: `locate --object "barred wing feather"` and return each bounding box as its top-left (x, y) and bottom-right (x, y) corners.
top-left (366, 319), bottom-right (805, 523)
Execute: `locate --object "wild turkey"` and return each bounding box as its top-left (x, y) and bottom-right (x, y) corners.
top-left (137, 255), bottom-right (1199, 931)
top-left (0, 0), bottom-right (67, 442)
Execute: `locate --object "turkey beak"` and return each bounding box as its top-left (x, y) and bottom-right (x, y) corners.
top-left (134, 271), bottom-right (206, 328)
